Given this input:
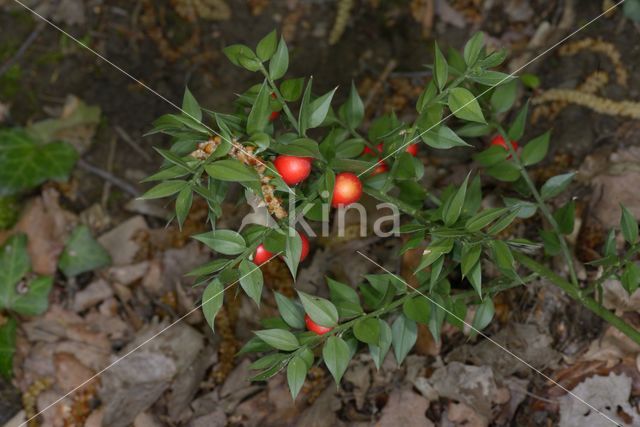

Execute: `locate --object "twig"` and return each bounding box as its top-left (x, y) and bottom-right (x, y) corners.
top-left (114, 125), bottom-right (152, 161)
top-left (364, 59), bottom-right (397, 112)
top-left (101, 136), bottom-right (117, 207)
top-left (0, 20), bottom-right (46, 77)
top-left (77, 158), bottom-right (140, 197)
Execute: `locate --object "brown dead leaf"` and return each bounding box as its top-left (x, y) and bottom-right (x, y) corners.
top-left (376, 387), bottom-right (433, 427)
top-left (98, 216), bottom-right (148, 265)
top-left (448, 401), bottom-right (487, 427)
top-left (53, 352), bottom-right (95, 393)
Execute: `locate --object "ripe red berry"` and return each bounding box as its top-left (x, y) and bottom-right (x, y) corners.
top-left (490, 135), bottom-right (519, 152)
top-left (331, 172), bottom-right (363, 207)
top-left (371, 162), bottom-right (389, 175)
top-left (269, 111), bottom-right (280, 122)
top-left (406, 144), bottom-right (419, 156)
top-left (253, 244), bottom-right (274, 265)
top-left (299, 232), bottom-right (310, 262)
top-left (362, 143), bottom-right (383, 156)
top-left (274, 155), bottom-right (312, 185)
top-left (305, 314), bottom-right (333, 335)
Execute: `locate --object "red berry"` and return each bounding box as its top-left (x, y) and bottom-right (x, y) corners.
top-left (269, 111), bottom-right (280, 122)
top-left (362, 143), bottom-right (383, 156)
top-left (371, 162), bottom-right (389, 175)
top-left (253, 244), bottom-right (274, 265)
top-left (406, 144), bottom-right (419, 156)
top-left (331, 172), bottom-right (363, 207)
top-left (270, 92), bottom-right (277, 99)
top-left (490, 135), bottom-right (519, 152)
top-left (299, 232), bottom-right (310, 262)
top-left (305, 314), bottom-right (333, 335)
top-left (274, 155), bottom-right (312, 185)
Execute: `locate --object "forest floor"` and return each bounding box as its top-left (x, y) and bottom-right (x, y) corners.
top-left (1, 0), bottom-right (640, 426)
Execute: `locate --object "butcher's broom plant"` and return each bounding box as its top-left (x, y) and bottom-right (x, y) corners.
top-left (142, 30), bottom-right (640, 398)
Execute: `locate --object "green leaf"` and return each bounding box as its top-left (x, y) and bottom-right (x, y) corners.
top-left (461, 243), bottom-right (482, 277)
top-left (309, 88), bottom-right (338, 129)
top-left (621, 205), bottom-right (638, 244)
top-left (472, 298), bottom-right (494, 332)
top-left (298, 78), bottom-right (313, 135)
top-left (442, 173), bottom-right (470, 226)
top-left (486, 210), bottom-right (519, 235)
top-left (202, 279), bottom-right (224, 332)
top-left (223, 44), bottom-right (256, 67)
top-left (0, 317), bottom-right (17, 379)
top-left (280, 78), bottom-right (305, 102)
top-left (415, 238), bottom-right (453, 272)
top-left (205, 159), bottom-right (260, 182)
top-left (391, 314), bottom-right (417, 364)
top-left (463, 32), bottom-right (484, 67)
top-left (0, 234), bottom-right (30, 310)
top-left (255, 329), bottom-right (299, 351)
top-left (521, 131), bottom-right (550, 166)
top-left (622, 262), bottom-right (640, 294)
top-left (140, 180), bottom-right (188, 200)
top-left (541, 230), bottom-right (562, 256)
top-left (624, 0), bottom-right (640, 22)
top-left (540, 172), bottom-right (575, 200)
top-left (473, 145), bottom-right (508, 167)
top-left (423, 126), bottom-right (471, 149)
top-left (323, 335), bottom-right (351, 384)
top-left (343, 82), bottom-right (364, 129)
top-left (239, 259), bottom-right (263, 307)
top-left (553, 201), bottom-right (575, 235)
top-left (403, 297), bottom-right (430, 324)
top-left (434, 42), bottom-right (448, 91)
top-left (428, 295), bottom-right (446, 342)
top-left (175, 186), bottom-right (193, 229)
top-left (467, 261), bottom-right (482, 296)
top-left (508, 102), bottom-right (529, 141)
top-left (470, 70), bottom-right (515, 86)
top-left (256, 30), bottom-right (278, 61)
top-left (287, 355), bottom-right (308, 399)
top-left (465, 207), bottom-right (509, 232)
top-left (271, 138), bottom-right (322, 159)
top-left (334, 138), bottom-right (365, 159)
top-left (298, 291), bottom-right (338, 328)
top-left (283, 228), bottom-right (302, 279)
top-left (269, 37), bottom-right (289, 80)
top-left (182, 87), bottom-right (202, 122)
top-left (193, 229), bottom-right (247, 255)
top-left (368, 319), bottom-right (392, 370)
top-left (275, 292), bottom-right (306, 329)
top-left (490, 79), bottom-right (517, 113)
top-left (448, 88), bottom-right (486, 124)
top-left (486, 160), bottom-right (521, 182)
top-left (490, 240), bottom-right (515, 275)
top-left (247, 82), bottom-right (271, 135)
top-left (59, 225), bottom-right (111, 277)
top-left (10, 276), bottom-right (53, 316)
top-left (0, 129), bottom-right (78, 196)
top-left (353, 317), bottom-right (380, 345)
top-left (327, 277), bottom-right (363, 318)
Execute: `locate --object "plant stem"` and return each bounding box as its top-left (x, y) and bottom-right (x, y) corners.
top-left (259, 66), bottom-right (300, 134)
top-left (495, 124), bottom-right (579, 287)
top-left (514, 252), bottom-right (640, 345)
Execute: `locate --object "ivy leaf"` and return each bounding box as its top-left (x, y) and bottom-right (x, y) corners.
top-left (255, 329), bottom-right (299, 351)
top-left (193, 229), bottom-right (247, 255)
top-left (59, 225), bottom-right (111, 277)
top-left (323, 336), bottom-right (351, 384)
top-left (202, 279), bottom-right (224, 332)
top-left (0, 317), bottom-right (17, 379)
top-left (275, 292), bottom-right (305, 329)
top-left (181, 87), bottom-right (202, 122)
top-left (10, 276), bottom-right (53, 316)
top-left (0, 129), bottom-right (78, 196)
top-left (391, 314), bottom-right (417, 364)
top-left (448, 88), bottom-right (486, 124)
top-left (269, 37), bottom-right (289, 80)
top-left (239, 259), bottom-right (264, 307)
top-left (368, 319), bottom-right (392, 370)
top-left (287, 355), bottom-right (308, 399)
top-left (521, 131), bottom-right (550, 167)
top-left (353, 317), bottom-right (380, 345)
top-left (540, 172), bottom-right (575, 200)
top-left (298, 291), bottom-right (338, 328)
top-left (620, 204), bottom-right (639, 244)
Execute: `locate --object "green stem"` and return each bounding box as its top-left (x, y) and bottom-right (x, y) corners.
top-left (514, 252), bottom-right (640, 345)
top-left (259, 66), bottom-right (300, 134)
top-left (495, 124), bottom-right (579, 287)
